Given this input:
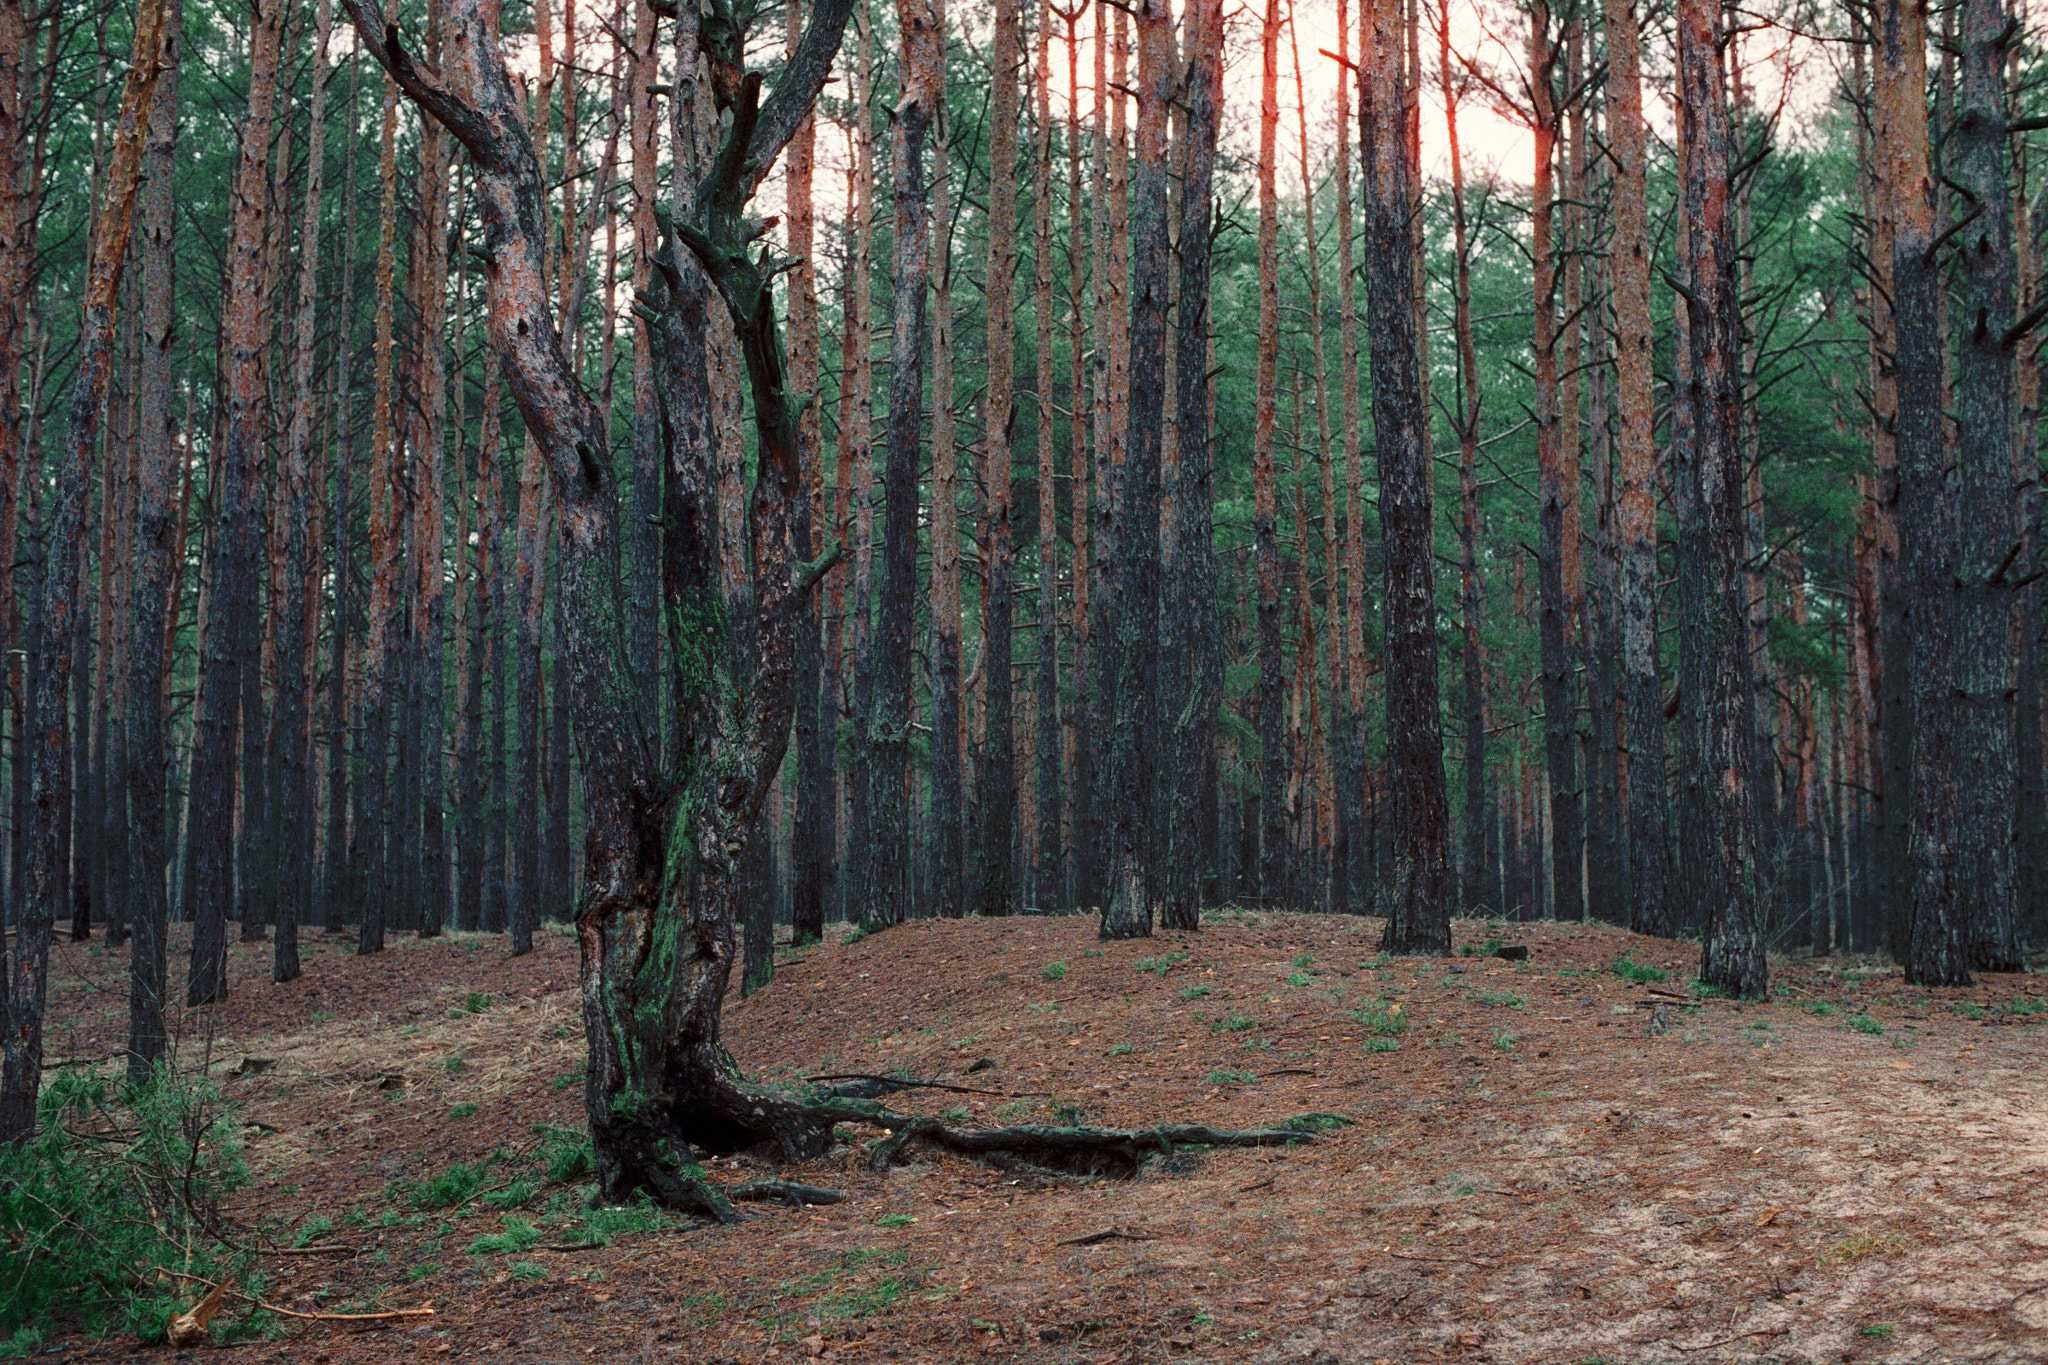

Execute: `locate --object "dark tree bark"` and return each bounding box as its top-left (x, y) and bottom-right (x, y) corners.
top-left (183, 0), bottom-right (283, 999)
top-left (346, 0), bottom-right (851, 1213)
top-left (270, 0), bottom-right (339, 981)
top-left (1159, 0), bottom-right (1221, 932)
top-left (979, 0), bottom-right (1021, 920)
top-left (1361, 0), bottom-right (1450, 953)
top-left (855, 0), bottom-right (939, 929)
top-left (1939, 0), bottom-right (2021, 974)
top-left (784, 0), bottom-right (832, 942)
top-left (2, 0), bottom-right (167, 1140)
top-left (1098, 0), bottom-right (1168, 940)
top-left (125, 0), bottom-right (183, 1080)
top-left (1677, 0), bottom-right (1765, 998)
top-left (1527, 5), bottom-right (1581, 926)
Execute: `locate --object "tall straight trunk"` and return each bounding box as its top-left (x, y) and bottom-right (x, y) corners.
top-left (1937, 0), bottom-right (2021, 973)
top-left (1677, 0), bottom-right (1765, 997)
top-left (924, 0), bottom-right (962, 917)
top-left (183, 0), bottom-right (283, 998)
top-left (411, 4), bottom-right (454, 938)
top-left (1098, 0), bottom-right (1168, 940)
top-left (270, 0), bottom-right (337, 981)
top-left (1084, 6), bottom-right (1131, 916)
top-left (858, 0), bottom-right (941, 928)
top-left (1078, 0), bottom-right (1115, 913)
top-left (479, 352), bottom-right (508, 930)
top-left (125, 0), bottom-right (183, 1079)
top-left (1362, 0), bottom-right (1449, 952)
top-left (354, 15), bottom-right (405, 955)
top-left (1440, 0), bottom-right (1487, 913)
top-left (1058, 6), bottom-right (1086, 908)
top-left (323, 61), bottom-right (362, 926)
top-left (2014, 118), bottom-right (2046, 946)
top-left (1160, 0), bottom-right (1221, 929)
top-left (1606, 0), bottom-right (1668, 935)
top-left (1528, 6), bottom-right (1580, 925)
top-left (978, 0), bottom-right (1020, 919)
top-left (1287, 11), bottom-right (1339, 913)
top-left (785, 0), bottom-right (832, 941)
top-left (1030, 0), bottom-right (1062, 910)
top-left (1336, 0), bottom-right (1367, 908)
top-left (1252, 0), bottom-right (1284, 903)
top-left (1883, 0), bottom-right (1963, 983)
top-left (831, 28), bottom-right (875, 915)
top-left (0, 0), bottom-right (32, 932)
top-left (2, 0), bottom-right (166, 1140)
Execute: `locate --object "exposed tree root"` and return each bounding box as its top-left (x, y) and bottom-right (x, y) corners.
top-left (804, 1071), bottom-right (1040, 1101)
top-left (857, 1112), bottom-right (1314, 1178)
top-left (731, 1179), bottom-right (846, 1206)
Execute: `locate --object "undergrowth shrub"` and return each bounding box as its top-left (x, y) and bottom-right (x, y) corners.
top-left (0, 1064), bottom-right (263, 1349)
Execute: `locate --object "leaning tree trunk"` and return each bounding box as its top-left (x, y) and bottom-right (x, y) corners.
top-left (1362, 0), bottom-right (1450, 953)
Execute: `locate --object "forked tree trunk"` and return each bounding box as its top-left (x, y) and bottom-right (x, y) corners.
top-left (345, 0), bottom-right (852, 1212)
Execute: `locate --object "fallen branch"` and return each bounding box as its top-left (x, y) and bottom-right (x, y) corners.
top-left (162, 1270), bottom-right (434, 1328)
top-left (1058, 1227), bottom-right (1157, 1246)
top-left (731, 1179), bottom-right (845, 1206)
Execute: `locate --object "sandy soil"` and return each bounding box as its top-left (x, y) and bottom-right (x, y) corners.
top-left (37, 911), bottom-right (2048, 1362)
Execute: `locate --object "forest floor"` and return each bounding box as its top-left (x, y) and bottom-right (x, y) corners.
top-left (38, 910), bottom-right (2048, 1362)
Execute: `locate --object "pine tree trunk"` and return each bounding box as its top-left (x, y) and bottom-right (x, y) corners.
top-left (1439, 0), bottom-right (1488, 915)
top-left (1677, 0), bottom-right (1766, 998)
top-left (977, 0), bottom-right (1020, 920)
top-left (270, 0), bottom-right (337, 980)
top-left (1031, 0), bottom-right (1062, 912)
top-left (125, 0), bottom-right (183, 1078)
top-left (1941, 0), bottom-right (2020, 973)
top-left (3, 0), bottom-right (166, 1140)
top-left (1159, 0), bottom-right (1221, 930)
top-left (1362, 0), bottom-right (1449, 953)
top-left (183, 0), bottom-right (282, 997)
top-left (1252, 0), bottom-right (1284, 906)
top-left (785, 0), bottom-right (833, 942)
top-left (1605, 0), bottom-right (1669, 936)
